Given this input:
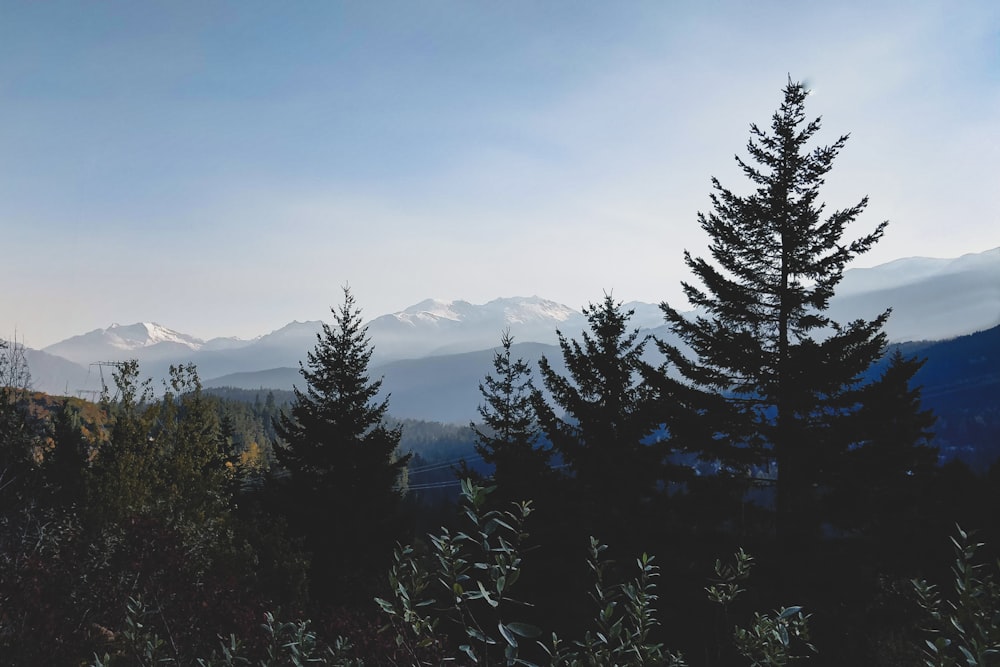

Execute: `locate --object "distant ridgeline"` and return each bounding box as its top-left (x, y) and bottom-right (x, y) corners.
top-left (199, 324), bottom-right (1000, 477)
top-left (648, 323), bottom-right (1000, 474)
top-left (876, 324), bottom-right (1000, 470)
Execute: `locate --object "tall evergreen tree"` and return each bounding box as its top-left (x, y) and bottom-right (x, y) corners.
top-left (470, 331), bottom-right (551, 504)
top-left (658, 80), bottom-right (890, 547)
top-left (534, 295), bottom-right (664, 542)
top-left (274, 286), bottom-right (410, 603)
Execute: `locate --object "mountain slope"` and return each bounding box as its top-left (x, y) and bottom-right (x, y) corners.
top-left (45, 322), bottom-right (207, 366)
top-left (205, 341), bottom-right (565, 425)
top-left (29, 247), bottom-right (1000, 400)
top-left (893, 325), bottom-right (1000, 468)
top-left (22, 348), bottom-right (95, 398)
top-left (828, 247), bottom-right (1000, 342)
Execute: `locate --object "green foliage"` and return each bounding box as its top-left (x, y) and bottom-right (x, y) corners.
top-left (151, 364), bottom-right (231, 522)
top-left (540, 539), bottom-right (686, 667)
top-left (86, 360), bottom-right (158, 523)
top-left (207, 391), bottom-right (285, 473)
top-left (912, 526), bottom-right (1000, 666)
top-left (377, 477), bottom-right (538, 665)
top-left (706, 549), bottom-right (815, 666)
top-left (90, 598), bottom-right (363, 667)
top-left (732, 607), bottom-right (815, 667)
top-left (378, 479), bottom-right (684, 666)
top-left (91, 596), bottom-right (173, 667)
top-left (706, 548), bottom-right (754, 610)
top-left (86, 362), bottom-right (232, 526)
top-left (0, 359), bottom-right (306, 664)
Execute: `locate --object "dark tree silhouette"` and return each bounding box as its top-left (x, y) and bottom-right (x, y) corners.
top-left (469, 330), bottom-right (551, 504)
top-left (274, 286), bottom-right (410, 603)
top-left (658, 80), bottom-right (890, 548)
top-left (43, 400), bottom-right (90, 507)
top-left (829, 349), bottom-right (938, 548)
top-left (534, 294), bottom-right (665, 543)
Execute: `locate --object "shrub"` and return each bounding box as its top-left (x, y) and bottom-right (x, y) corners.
top-left (912, 525), bottom-right (1000, 666)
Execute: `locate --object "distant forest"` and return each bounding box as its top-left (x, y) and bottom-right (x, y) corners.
top-left (2, 81), bottom-right (999, 666)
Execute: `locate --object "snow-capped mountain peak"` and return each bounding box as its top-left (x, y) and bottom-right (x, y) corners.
top-left (43, 322), bottom-right (207, 366)
top-left (398, 299), bottom-right (469, 323)
top-left (383, 296), bottom-right (580, 329)
top-left (492, 296), bottom-right (577, 324)
top-left (103, 322), bottom-right (204, 350)
top-left (364, 296), bottom-right (587, 360)
top-left (30, 246), bottom-right (1000, 388)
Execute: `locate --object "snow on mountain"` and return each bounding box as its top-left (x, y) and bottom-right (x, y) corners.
top-left (43, 322), bottom-right (206, 366)
top-left (102, 322), bottom-right (203, 351)
top-left (368, 296), bottom-right (586, 360)
top-left (395, 299), bottom-right (469, 324)
top-left (491, 296), bottom-right (577, 324)
top-left (389, 297), bottom-right (577, 328)
top-left (29, 247), bottom-right (1000, 396)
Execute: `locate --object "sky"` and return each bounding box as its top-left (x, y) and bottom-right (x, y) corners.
top-left (1, 1), bottom-right (998, 348)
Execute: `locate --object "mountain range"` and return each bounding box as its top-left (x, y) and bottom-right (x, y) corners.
top-left (11, 247), bottom-right (1000, 425)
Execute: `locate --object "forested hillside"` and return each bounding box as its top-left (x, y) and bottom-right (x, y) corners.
top-left (2, 81), bottom-right (999, 666)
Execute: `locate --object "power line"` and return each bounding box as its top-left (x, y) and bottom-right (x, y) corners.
top-left (399, 480), bottom-right (463, 493)
top-left (90, 360), bottom-right (130, 401)
top-left (406, 454), bottom-right (483, 476)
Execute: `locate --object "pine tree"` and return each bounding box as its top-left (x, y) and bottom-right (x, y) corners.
top-left (829, 349), bottom-right (938, 542)
top-left (534, 294), bottom-right (664, 541)
top-left (470, 330), bottom-right (550, 504)
top-left (274, 286), bottom-right (410, 603)
top-left (658, 80), bottom-right (890, 547)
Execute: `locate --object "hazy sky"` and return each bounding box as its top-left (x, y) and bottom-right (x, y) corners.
top-left (2, 1), bottom-right (998, 347)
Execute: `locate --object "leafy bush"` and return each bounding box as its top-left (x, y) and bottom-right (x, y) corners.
top-left (706, 548), bottom-right (815, 666)
top-left (90, 598), bottom-right (363, 667)
top-left (377, 478), bottom-right (685, 666)
top-left (912, 525), bottom-right (1000, 666)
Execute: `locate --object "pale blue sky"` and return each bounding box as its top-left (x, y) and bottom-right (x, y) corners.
top-left (2, 1), bottom-right (998, 347)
